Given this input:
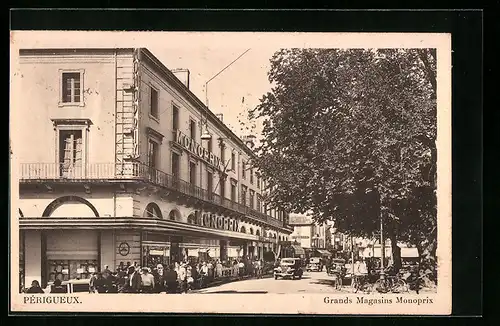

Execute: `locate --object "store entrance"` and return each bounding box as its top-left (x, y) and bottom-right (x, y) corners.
top-left (143, 245), bottom-right (170, 268)
top-left (248, 246), bottom-right (255, 260)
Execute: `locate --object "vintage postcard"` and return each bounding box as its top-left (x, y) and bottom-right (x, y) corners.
top-left (9, 31), bottom-right (451, 314)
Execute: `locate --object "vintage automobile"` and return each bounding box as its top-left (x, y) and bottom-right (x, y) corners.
top-left (327, 258), bottom-right (346, 276)
top-left (306, 257), bottom-right (323, 272)
top-left (274, 258), bottom-right (305, 280)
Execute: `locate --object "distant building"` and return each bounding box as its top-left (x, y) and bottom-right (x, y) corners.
top-left (287, 213), bottom-right (333, 257)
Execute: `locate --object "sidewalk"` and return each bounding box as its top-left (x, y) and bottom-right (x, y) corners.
top-left (190, 273), bottom-right (273, 292)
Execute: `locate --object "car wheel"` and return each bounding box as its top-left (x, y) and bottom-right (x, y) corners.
top-left (274, 275), bottom-right (278, 280)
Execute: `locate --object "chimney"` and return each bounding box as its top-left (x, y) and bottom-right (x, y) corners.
top-left (216, 113), bottom-right (224, 122)
top-left (171, 68), bottom-right (190, 89)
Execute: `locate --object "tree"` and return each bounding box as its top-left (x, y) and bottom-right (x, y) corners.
top-left (250, 48), bottom-right (437, 276)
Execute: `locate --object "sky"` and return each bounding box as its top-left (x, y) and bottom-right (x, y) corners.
top-left (10, 31), bottom-right (448, 143)
top-left (11, 31), bottom-right (286, 141)
top-left (147, 45), bottom-right (277, 139)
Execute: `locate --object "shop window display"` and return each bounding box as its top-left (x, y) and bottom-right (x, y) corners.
top-left (47, 260), bottom-right (98, 282)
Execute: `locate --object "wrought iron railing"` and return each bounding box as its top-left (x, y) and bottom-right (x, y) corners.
top-left (19, 162), bottom-right (288, 229)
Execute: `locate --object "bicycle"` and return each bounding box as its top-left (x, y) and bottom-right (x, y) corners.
top-left (373, 273), bottom-right (409, 294)
top-left (330, 271), bottom-right (343, 291)
top-left (353, 275), bottom-right (371, 294)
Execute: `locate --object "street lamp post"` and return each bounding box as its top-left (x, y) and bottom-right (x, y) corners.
top-left (379, 211), bottom-right (385, 280)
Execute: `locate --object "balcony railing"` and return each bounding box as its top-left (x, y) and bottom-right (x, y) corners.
top-left (20, 162), bottom-right (288, 229)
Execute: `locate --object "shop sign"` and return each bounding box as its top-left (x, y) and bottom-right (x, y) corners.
top-left (197, 212), bottom-right (239, 232)
top-left (176, 130), bottom-right (223, 171)
top-left (288, 213), bottom-right (314, 225)
top-left (291, 235), bottom-right (310, 239)
top-left (118, 242), bottom-right (130, 256)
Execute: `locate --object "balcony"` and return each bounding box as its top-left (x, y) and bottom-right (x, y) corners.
top-left (19, 162), bottom-right (289, 231)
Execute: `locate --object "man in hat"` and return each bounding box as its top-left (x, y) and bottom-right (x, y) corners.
top-left (165, 264), bottom-right (179, 293)
top-left (126, 266), bottom-right (141, 293)
top-left (153, 264), bottom-right (166, 293)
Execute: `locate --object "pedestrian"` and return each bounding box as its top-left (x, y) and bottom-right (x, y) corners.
top-left (186, 263), bottom-right (194, 292)
top-left (199, 261), bottom-right (208, 288)
top-left (26, 280), bottom-right (45, 294)
top-left (50, 279), bottom-right (67, 294)
top-left (140, 267), bottom-right (155, 293)
top-left (165, 265), bottom-right (179, 293)
top-left (238, 260), bottom-right (245, 278)
top-left (215, 260), bottom-right (223, 278)
top-left (232, 260), bottom-right (239, 278)
top-left (190, 262), bottom-right (199, 289)
top-left (126, 266), bottom-right (141, 293)
top-left (89, 272), bottom-right (97, 293)
top-left (178, 262), bottom-right (188, 293)
top-left (153, 264), bottom-right (166, 293)
top-left (102, 264), bottom-right (111, 275)
top-left (208, 260), bottom-right (215, 282)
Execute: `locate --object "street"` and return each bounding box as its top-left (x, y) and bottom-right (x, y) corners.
top-left (192, 270), bottom-right (351, 294)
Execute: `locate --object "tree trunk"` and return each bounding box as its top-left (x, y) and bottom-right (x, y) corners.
top-left (389, 232), bottom-right (402, 273)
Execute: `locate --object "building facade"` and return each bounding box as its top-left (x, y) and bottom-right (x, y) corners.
top-left (287, 213), bottom-right (333, 257)
top-left (16, 48), bottom-right (292, 290)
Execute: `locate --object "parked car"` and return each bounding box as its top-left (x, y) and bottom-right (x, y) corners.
top-left (306, 257), bottom-right (323, 272)
top-left (328, 258), bottom-right (346, 276)
top-left (274, 258), bottom-right (305, 280)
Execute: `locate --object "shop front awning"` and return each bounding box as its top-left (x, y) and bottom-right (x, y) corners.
top-left (291, 245), bottom-right (305, 255)
top-left (316, 249), bottom-right (332, 256)
top-left (18, 217), bottom-right (263, 242)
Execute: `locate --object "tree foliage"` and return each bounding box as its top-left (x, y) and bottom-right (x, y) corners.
top-left (250, 48), bottom-right (437, 269)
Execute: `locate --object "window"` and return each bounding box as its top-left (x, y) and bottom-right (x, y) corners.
top-left (169, 209), bottom-right (181, 221)
top-left (190, 119), bottom-right (196, 140)
top-left (257, 176), bottom-right (260, 189)
top-left (187, 213), bottom-right (197, 224)
top-left (172, 104), bottom-right (179, 130)
top-left (189, 161), bottom-right (197, 185)
top-left (231, 152), bottom-right (236, 171)
top-left (242, 161), bottom-right (246, 179)
top-left (150, 87), bottom-right (158, 118)
top-left (257, 195), bottom-right (261, 212)
top-left (250, 168), bottom-right (254, 184)
top-left (171, 152), bottom-right (180, 178)
top-left (148, 139), bottom-right (158, 168)
top-left (241, 186), bottom-right (247, 206)
top-left (220, 144), bottom-right (226, 167)
top-left (145, 203), bottom-right (162, 219)
top-left (61, 72), bottom-right (82, 104)
top-left (207, 137), bottom-right (213, 152)
top-left (47, 260), bottom-right (98, 283)
top-left (59, 130), bottom-right (83, 177)
top-left (207, 171), bottom-right (213, 196)
top-left (231, 182), bottom-right (237, 202)
top-left (249, 190), bottom-right (255, 209)
top-left (220, 177), bottom-right (226, 199)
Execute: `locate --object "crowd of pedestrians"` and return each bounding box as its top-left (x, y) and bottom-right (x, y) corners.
top-left (24, 256), bottom-right (269, 294)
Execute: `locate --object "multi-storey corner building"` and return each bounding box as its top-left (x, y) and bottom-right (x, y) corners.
top-left (16, 48), bottom-right (292, 289)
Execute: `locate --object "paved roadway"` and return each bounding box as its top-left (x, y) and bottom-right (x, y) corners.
top-left (192, 270), bottom-right (352, 294)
